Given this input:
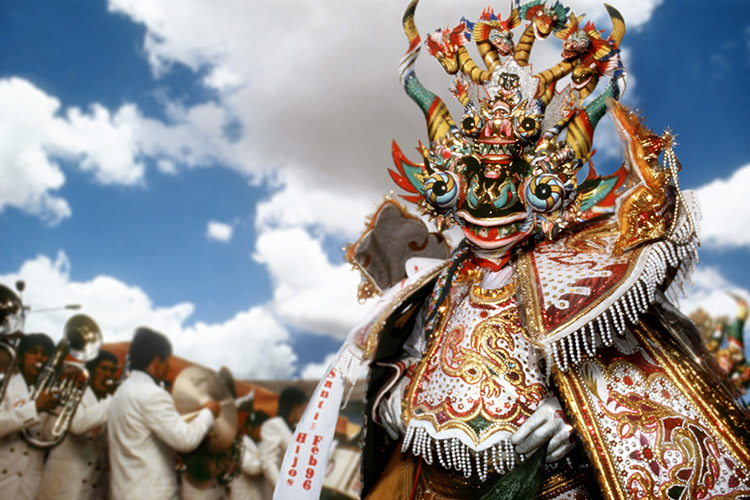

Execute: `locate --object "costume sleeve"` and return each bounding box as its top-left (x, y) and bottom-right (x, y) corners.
top-left (68, 391), bottom-right (110, 435)
top-left (140, 387), bottom-right (214, 454)
top-left (240, 435), bottom-right (262, 476)
top-left (260, 420), bottom-right (284, 486)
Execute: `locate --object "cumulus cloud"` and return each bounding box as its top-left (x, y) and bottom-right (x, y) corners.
top-left (300, 352), bottom-right (338, 381)
top-left (206, 221), bottom-right (234, 243)
top-left (681, 266), bottom-right (749, 331)
top-left (253, 227), bottom-right (366, 339)
top-left (0, 78), bottom-right (146, 224)
top-left (0, 252), bottom-right (296, 379)
top-left (694, 163), bottom-right (750, 248)
top-left (255, 170), bottom-right (380, 240)
top-left (107, 0), bottom-right (659, 194)
top-left (2, 0), bottom-right (660, 227)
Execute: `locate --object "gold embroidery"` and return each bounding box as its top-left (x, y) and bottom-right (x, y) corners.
top-left (439, 308), bottom-right (546, 406)
top-left (404, 288), bottom-right (547, 445)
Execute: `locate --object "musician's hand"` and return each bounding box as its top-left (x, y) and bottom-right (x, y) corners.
top-left (203, 400), bottom-right (221, 418)
top-left (35, 388), bottom-right (59, 412)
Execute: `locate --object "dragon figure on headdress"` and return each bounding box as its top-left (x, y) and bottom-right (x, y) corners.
top-left (275, 2), bottom-right (750, 499)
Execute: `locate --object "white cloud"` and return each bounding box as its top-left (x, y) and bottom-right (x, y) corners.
top-left (0, 78), bottom-right (146, 224)
top-left (255, 170), bottom-right (380, 240)
top-left (0, 252), bottom-right (296, 379)
top-left (253, 227), bottom-right (365, 339)
top-left (694, 163), bottom-right (750, 248)
top-left (2, 1), bottom-right (662, 227)
top-left (206, 221), bottom-right (234, 243)
top-left (181, 308), bottom-right (297, 379)
top-left (682, 266), bottom-right (750, 325)
top-left (105, 0), bottom-right (660, 193)
top-left (300, 352), bottom-right (338, 381)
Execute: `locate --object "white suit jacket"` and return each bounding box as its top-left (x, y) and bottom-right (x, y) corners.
top-left (37, 386), bottom-right (111, 500)
top-left (107, 370), bottom-right (214, 500)
top-left (229, 435), bottom-right (271, 500)
top-left (0, 372), bottom-right (45, 500)
top-left (259, 417), bottom-right (292, 490)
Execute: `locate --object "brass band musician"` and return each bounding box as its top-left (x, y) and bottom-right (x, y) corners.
top-left (0, 333), bottom-right (58, 500)
top-left (37, 350), bottom-right (119, 500)
top-left (107, 327), bottom-right (220, 500)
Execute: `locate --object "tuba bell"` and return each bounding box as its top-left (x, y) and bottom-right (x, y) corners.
top-left (22, 313), bottom-right (102, 448)
top-left (0, 284), bottom-right (25, 402)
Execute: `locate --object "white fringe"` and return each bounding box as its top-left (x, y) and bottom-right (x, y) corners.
top-left (401, 427), bottom-right (523, 481)
top-left (549, 219), bottom-right (699, 372)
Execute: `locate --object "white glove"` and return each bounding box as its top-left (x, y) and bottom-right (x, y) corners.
top-left (511, 396), bottom-right (575, 463)
top-left (376, 376), bottom-right (409, 440)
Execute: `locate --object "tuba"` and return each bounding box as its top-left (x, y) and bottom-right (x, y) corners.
top-left (173, 365), bottom-right (241, 486)
top-left (0, 284), bottom-right (25, 402)
top-left (22, 314), bottom-right (102, 448)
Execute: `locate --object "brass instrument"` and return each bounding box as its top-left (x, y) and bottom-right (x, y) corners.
top-left (22, 314), bottom-right (102, 448)
top-left (0, 284), bottom-right (25, 401)
top-left (173, 365), bottom-right (240, 486)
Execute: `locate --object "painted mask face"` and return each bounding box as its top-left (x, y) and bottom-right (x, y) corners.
top-left (390, 1), bottom-right (627, 253)
top-left (394, 60), bottom-right (566, 252)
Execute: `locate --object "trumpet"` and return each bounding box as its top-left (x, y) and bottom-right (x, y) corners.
top-left (0, 284), bottom-right (25, 402)
top-left (22, 314), bottom-right (102, 448)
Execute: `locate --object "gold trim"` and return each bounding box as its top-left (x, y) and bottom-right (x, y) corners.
top-left (403, 285), bottom-right (534, 445)
top-left (555, 366), bottom-right (626, 499)
top-left (636, 318), bottom-right (750, 466)
top-left (469, 276), bottom-right (516, 303)
top-left (539, 469), bottom-right (581, 499)
top-left (515, 253), bottom-right (544, 339)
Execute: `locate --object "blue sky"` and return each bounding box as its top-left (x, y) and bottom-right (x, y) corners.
top-left (1, 0), bottom-right (749, 379)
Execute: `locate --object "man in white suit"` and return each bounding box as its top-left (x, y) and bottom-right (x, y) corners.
top-left (37, 349), bottom-right (119, 500)
top-left (108, 327), bottom-right (220, 500)
top-left (0, 333), bottom-right (58, 500)
top-left (230, 411), bottom-right (271, 500)
top-left (260, 386), bottom-right (307, 491)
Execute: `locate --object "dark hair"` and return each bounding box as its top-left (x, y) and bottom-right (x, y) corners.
top-left (277, 386), bottom-right (307, 419)
top-left (17, 333), bottom-right (54, 360)
top-left (128, 327), bottom-right (172, 371)
top-left (245, 410), bottom-right (270, 430)
top-left (85, 349), bottom-right (118, 374)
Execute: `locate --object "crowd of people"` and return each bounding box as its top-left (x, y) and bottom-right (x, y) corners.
top-left (0, 285), bottom-right (309, 500)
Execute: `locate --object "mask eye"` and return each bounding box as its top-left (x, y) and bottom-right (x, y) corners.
top-left (461, 111), bottom-right (483, 136)
top-left (513, 115), bottom-right (541, 142)
top-left (523, 173), bottom-right (565, 212)
top-left (424, 171), bottom-right (460, 209)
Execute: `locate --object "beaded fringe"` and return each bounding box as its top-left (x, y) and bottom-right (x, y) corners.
top-left (401, 427), bottom-right (523, 482)
top-left (546, 220), bottom-right (699, 372)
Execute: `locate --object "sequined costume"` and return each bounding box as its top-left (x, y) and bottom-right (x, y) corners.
top-left (273, 1), bottom-right (750, 499)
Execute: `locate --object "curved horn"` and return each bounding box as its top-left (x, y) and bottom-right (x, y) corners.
top-left (604, 4), bottom-right (625, 48)
top-left (399, 0), bottom-right (457, 143)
